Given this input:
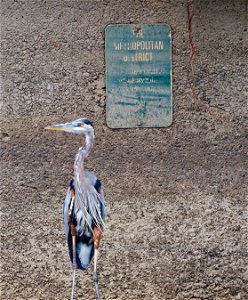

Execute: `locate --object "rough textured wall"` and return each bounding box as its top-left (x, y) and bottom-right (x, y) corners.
top-left (1, 0), bottom-right (247, 299)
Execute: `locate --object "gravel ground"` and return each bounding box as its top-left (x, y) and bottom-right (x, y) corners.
top-left (1, 0), bottom-right (247, 299)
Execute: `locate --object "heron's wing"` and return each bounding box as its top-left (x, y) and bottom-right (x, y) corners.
top-left (67, 234), bottom-right (94, 270)
top-left (63, 188), bottom-right (71, 238)
top-left (98, 186), bottom-right (106, 224)
top-left (63, 174), bottom-right (106, 270)
top-left (63, 173), bottom-right (106, 232)
top-left (84, 171), bottom-right (98, 188)
top-left (85, 171), bottom-right (106, 225)
top-left (63, 186), bottom-right (94, 270)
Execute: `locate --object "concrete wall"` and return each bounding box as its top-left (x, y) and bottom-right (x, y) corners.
top-left (1, 1), bottom-right (247, 299)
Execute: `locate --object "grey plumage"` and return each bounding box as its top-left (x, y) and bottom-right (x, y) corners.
top-left (73, 171), bottom-right (105, 234)
top-left (46, 118), bottom-right (106, 273)
top-left (72, 126), bottom-right (105, 234)
top-left (46, 117), bottom-right (105, 299)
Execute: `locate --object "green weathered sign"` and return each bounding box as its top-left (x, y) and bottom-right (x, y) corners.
top-left (105, 24), bottom-right (172, 128)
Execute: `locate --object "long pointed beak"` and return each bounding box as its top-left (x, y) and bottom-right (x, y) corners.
top-left (45, 121), bottom-right (76, 131)
top-left (45, 123), bottom-right (68, 131)
top-left (45, 120), bottom-right (87, 134)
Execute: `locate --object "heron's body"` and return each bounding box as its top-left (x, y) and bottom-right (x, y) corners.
top-left (46, 118), bottom-right (105, 299)
top-left (63, 172), bottom-right (105, 270)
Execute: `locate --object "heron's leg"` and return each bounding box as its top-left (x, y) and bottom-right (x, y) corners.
top-left (71, 224), bottom-right (77, 270)
top-left (93, 225), bottom-right (101, 271)
top-left (93, 225), bottom-right (101, 300)
top-left (70, 231), bottom-right (76, 300)
top-left (69, 190), bottom-right (77, 270)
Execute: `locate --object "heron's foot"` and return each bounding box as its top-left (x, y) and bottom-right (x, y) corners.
top-left (93, 271), bottom-right (98, 283)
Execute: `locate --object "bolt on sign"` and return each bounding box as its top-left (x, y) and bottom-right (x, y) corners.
top-left (105, 24), bottom-right (172, 128)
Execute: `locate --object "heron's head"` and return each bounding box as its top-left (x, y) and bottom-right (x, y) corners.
top-left (45, 118), bottom-right (94, 135)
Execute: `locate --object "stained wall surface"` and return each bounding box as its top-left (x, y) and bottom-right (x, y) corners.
top-left (1, 1), bottom-right (247, 299)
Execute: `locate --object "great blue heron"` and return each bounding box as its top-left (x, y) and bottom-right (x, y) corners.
top-left (46, 118), bottom-right (106, 300)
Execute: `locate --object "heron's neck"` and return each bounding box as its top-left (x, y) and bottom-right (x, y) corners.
top-left (74, 131), bottom-right (94, 179)
top-left (84, 133), bottom-right (94, 157)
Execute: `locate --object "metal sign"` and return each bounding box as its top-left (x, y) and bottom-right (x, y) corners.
top-left (105, 24), bottom-right (172, 128)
